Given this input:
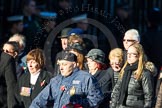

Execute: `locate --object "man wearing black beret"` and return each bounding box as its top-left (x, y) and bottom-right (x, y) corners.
top-left (30, 52), bottom-right (103, 108)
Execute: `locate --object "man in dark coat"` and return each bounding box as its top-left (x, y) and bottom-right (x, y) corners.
top-left (0, 51), bottom-right (17, 108)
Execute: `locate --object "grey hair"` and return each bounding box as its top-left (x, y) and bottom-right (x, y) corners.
top-left (125, 29), bottom-right (140, 42)
top-left (8, 33), bottom-right (26, 50)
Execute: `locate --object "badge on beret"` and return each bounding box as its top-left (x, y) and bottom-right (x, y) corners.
top-left (70, 86), bottom-right (76, 96)
top-left (20, 87), bottom-right (31, 97)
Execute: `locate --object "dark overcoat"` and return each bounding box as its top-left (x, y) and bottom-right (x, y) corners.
top-left (0, 51), bottom-right (17, 108)
top-left (18, 70), bottom-right (52, 108)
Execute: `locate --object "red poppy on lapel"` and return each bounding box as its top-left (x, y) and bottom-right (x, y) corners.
top-left (60, 85), bottom-right (66, 91)
top-left (22, 66), bottom-right (27, 71)
top-left (40, 80), bottom-right (45, 86)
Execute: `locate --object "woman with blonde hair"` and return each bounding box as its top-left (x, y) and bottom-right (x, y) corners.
top-left (107, 48), bottom-right (123, 88)
top-left (111, 43), bottom-right (153, 108)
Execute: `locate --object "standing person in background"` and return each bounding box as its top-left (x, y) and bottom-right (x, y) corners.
top-left (115, 3), bottom-right (132, 30)
top-left (111, 43), bottom-right (153, 108)
top-left (17, 48), bottom-right (53, 108)
top-left (141, 8), bottom-right (162, 72)
top-left (54, 28), bottom-right (72, 75)
top-left (22, 0), bottom-right (40, 53)
top-left (123, 29), bottom-right (140, 62)
top-left (0, 50), bottom-right (17, 108)
top-left (67, 42), bottom-right (86, 70)
top-left (2, 41), bottom-right (19, 59)
top-left (67, 33), bottom-right (87, 54)
top-left (8, 34), bottom-right (26, 56)
top-left (71, 14), bottom-right (89, 33)
top-left (6, 15), bottom-right (24, 36)
top-left (68, 33), bottom-right (84, 46)
top-left (55, 0), bottom-right (73, 24)
top-left (86, 49), bottom-right (110, 108)
top-left (1, 15), bottom-right (24, 48)
top-left (2, 41), bottom-right (24, 79)
top-left (33, 11), bottom-right (57, 49)
top-left (8, 34), bottom-right (27, 77)
top-left (71, 14), bottom-right (95, 52)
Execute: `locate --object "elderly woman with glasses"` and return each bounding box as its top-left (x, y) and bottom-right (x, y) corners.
top-left (111, 43), bottom-right (153, 108)
top-left (16, 48), bottom-right (53, 108)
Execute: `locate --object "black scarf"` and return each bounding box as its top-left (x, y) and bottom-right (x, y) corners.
top-left (118, 62), bottom-right (138, 105)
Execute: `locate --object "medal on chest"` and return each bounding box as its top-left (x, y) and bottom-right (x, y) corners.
top-left (70, 86), bottom-right (76, 96)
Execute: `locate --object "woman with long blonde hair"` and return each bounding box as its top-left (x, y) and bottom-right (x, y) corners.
top-left (111, 43), bottom-right (153, 108)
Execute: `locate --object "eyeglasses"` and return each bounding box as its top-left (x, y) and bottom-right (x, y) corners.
top-left (123, 39), bottom-right (136, 42)
top-left (127, 53), bottom-right (138, 57)
top-left (110, 62), bottom-right (120, 66)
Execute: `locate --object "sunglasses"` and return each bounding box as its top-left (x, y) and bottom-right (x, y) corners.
top-left (2, 49), bottom-right (15, 54)
top-left (123, 39), bottom-right (136, 42)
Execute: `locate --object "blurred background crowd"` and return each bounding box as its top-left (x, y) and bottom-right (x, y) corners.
top-left (0, 0), bottom-right (162, 69)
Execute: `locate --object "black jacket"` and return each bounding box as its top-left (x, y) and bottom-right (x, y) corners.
top-left (0, 52), bottom-right (17, 108)
top-left (17, 70), bottom-right (53, 108)
top-left (93, 70), bottom-right (112, 108)
top-left (111, 69), bottom-right (153, 108)
top-left (107, 67), bottom-right (120, 89)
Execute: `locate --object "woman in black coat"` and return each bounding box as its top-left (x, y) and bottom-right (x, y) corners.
top-left (86, 48), bottom-right (111, 108)
top-left (17, 48), bottom-right (53, 108)
top-left (111, 43), bottom-right (153, 108)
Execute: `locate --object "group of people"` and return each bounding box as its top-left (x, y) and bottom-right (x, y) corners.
top-left (0, 27), bottom-right (162, 108)
top-left (0, 0), bottom-right (162, 108)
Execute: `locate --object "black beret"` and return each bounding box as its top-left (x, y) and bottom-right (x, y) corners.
top-left (61, 52), bottom-right (77, 62)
